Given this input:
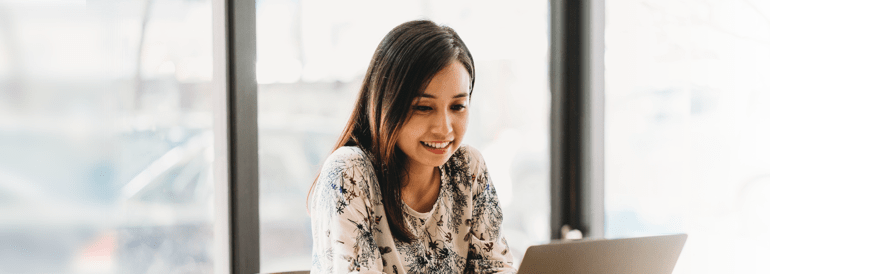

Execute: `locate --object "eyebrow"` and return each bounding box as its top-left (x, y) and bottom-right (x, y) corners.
top-left (419, 92), bottom-right (470, 99)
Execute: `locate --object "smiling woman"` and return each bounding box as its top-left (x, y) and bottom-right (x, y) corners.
top-left (307, 20), bottom-right (516, 274)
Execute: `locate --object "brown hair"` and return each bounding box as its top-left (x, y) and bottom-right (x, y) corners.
top-left (308, 20), bottom-right (475, 242)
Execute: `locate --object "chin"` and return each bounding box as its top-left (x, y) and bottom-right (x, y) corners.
top-left (422, 153), bottom-right (454, 167)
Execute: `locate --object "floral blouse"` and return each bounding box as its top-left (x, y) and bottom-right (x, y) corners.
top-left (309, 145), bottom-right (516, 274)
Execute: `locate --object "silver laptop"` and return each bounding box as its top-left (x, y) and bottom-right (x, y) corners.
top-left (517, 234), bottom-right (687, 274)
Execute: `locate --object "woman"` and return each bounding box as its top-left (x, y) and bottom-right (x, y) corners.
top-left (309, 20), bottom-right (516, 274)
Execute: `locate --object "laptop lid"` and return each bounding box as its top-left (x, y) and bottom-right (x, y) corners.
top-left (517, 234), bottom-right (687, 274)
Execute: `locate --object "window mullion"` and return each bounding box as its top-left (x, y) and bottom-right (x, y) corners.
top-left (215, 0), bottom-right (259, 273)
top-left (550, 0), bottom-right (605, 240)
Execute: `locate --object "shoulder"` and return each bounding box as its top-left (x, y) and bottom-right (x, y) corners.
top-left (449, 144), bottom-right (486, 173)
top-left (325, 146), bottom-right (369, 163)
top-left (459, 144), bottom-right (485, 169)
top-left (317, 146), bottom-right (377, 189)
top-left (312, 146), bottom-right (379, 213)
top-left (444, 144), bottom-right (489, 189)
top-left (320, 146), bottom-right (371, 172)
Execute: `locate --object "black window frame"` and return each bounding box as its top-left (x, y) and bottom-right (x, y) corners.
top-left (215, 0), bottom-right (260, 273)
top-left (549, 0), bottom-right (605, 240)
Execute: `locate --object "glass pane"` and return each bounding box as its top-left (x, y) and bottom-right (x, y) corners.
top-left (0, 1), bottom-right (216, 273)
top-left (256, 0), bottom-right (550, 271)
top-left (604, 0), bottom-right (769, 274)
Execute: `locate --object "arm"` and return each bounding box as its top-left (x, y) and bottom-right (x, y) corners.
top-left (464, 148), bottom-right (517, 274)
top-left (311, 149), bottom-right (385, 274)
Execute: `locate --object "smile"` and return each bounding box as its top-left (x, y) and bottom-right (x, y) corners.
top-left (421, 141), bottom-right (452, 154)
top-left (421, 141), bottom-right (451, 149)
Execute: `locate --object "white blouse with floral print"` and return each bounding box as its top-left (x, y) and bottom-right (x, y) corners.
top-left (309, 145), bottom-right (516, 274)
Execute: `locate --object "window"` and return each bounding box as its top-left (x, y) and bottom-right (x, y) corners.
top-left (0, 0), bottom-right (217, 273)
top-left (603, 0), bottom-right (769, 273)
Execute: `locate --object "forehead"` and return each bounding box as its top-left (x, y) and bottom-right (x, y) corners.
top-left (419, 61), bottom-right (471, 99)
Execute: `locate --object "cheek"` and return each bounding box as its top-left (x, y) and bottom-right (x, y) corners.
top-left (454, 114), bottom-right (469, 136)
top-left (400, 119), bottom-right (427, 143)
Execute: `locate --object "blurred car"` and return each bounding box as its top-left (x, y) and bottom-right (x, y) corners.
top-left (115, 131), bottom-right (215, 273)
top-left (0, 170), bottom-right (112, 274)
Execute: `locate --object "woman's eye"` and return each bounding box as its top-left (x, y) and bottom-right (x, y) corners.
top-left (413, 106), bottom-right (432, 111)
top-left (452, 104), bottom-right (467, 111)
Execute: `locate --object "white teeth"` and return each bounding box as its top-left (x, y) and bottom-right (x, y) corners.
top-left (422, 141), bottom-right (450, 149)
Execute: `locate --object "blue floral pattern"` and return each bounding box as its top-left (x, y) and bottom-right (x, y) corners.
top-left (310, 145), bottom-right (516, 274)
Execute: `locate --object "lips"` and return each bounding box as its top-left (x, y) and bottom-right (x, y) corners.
top-left (421, 141), bottom-right (452, 154)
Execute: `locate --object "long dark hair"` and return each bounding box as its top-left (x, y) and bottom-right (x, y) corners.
top-left (308, 20), bottom-right (475, 243)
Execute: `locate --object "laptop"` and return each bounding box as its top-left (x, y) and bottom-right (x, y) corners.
top-left (517, 234), bottom-right (688, 274)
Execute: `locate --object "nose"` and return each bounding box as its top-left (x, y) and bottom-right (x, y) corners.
top-left (431, 109), bottom-right (453, 136)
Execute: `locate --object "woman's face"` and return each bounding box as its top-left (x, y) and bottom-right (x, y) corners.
top-left (397, 60), bottom-right (470, 171)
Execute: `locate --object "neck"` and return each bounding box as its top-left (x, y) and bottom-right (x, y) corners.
top-left (401, 163), bottom-right (441, 213)
top-left (405, 163), bottom-right (439, 189)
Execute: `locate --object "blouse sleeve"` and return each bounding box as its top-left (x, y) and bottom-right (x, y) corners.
top-left (464, 147), bottom-right (517, 274)
top-left (310, 148), bottom-right (385, 274)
